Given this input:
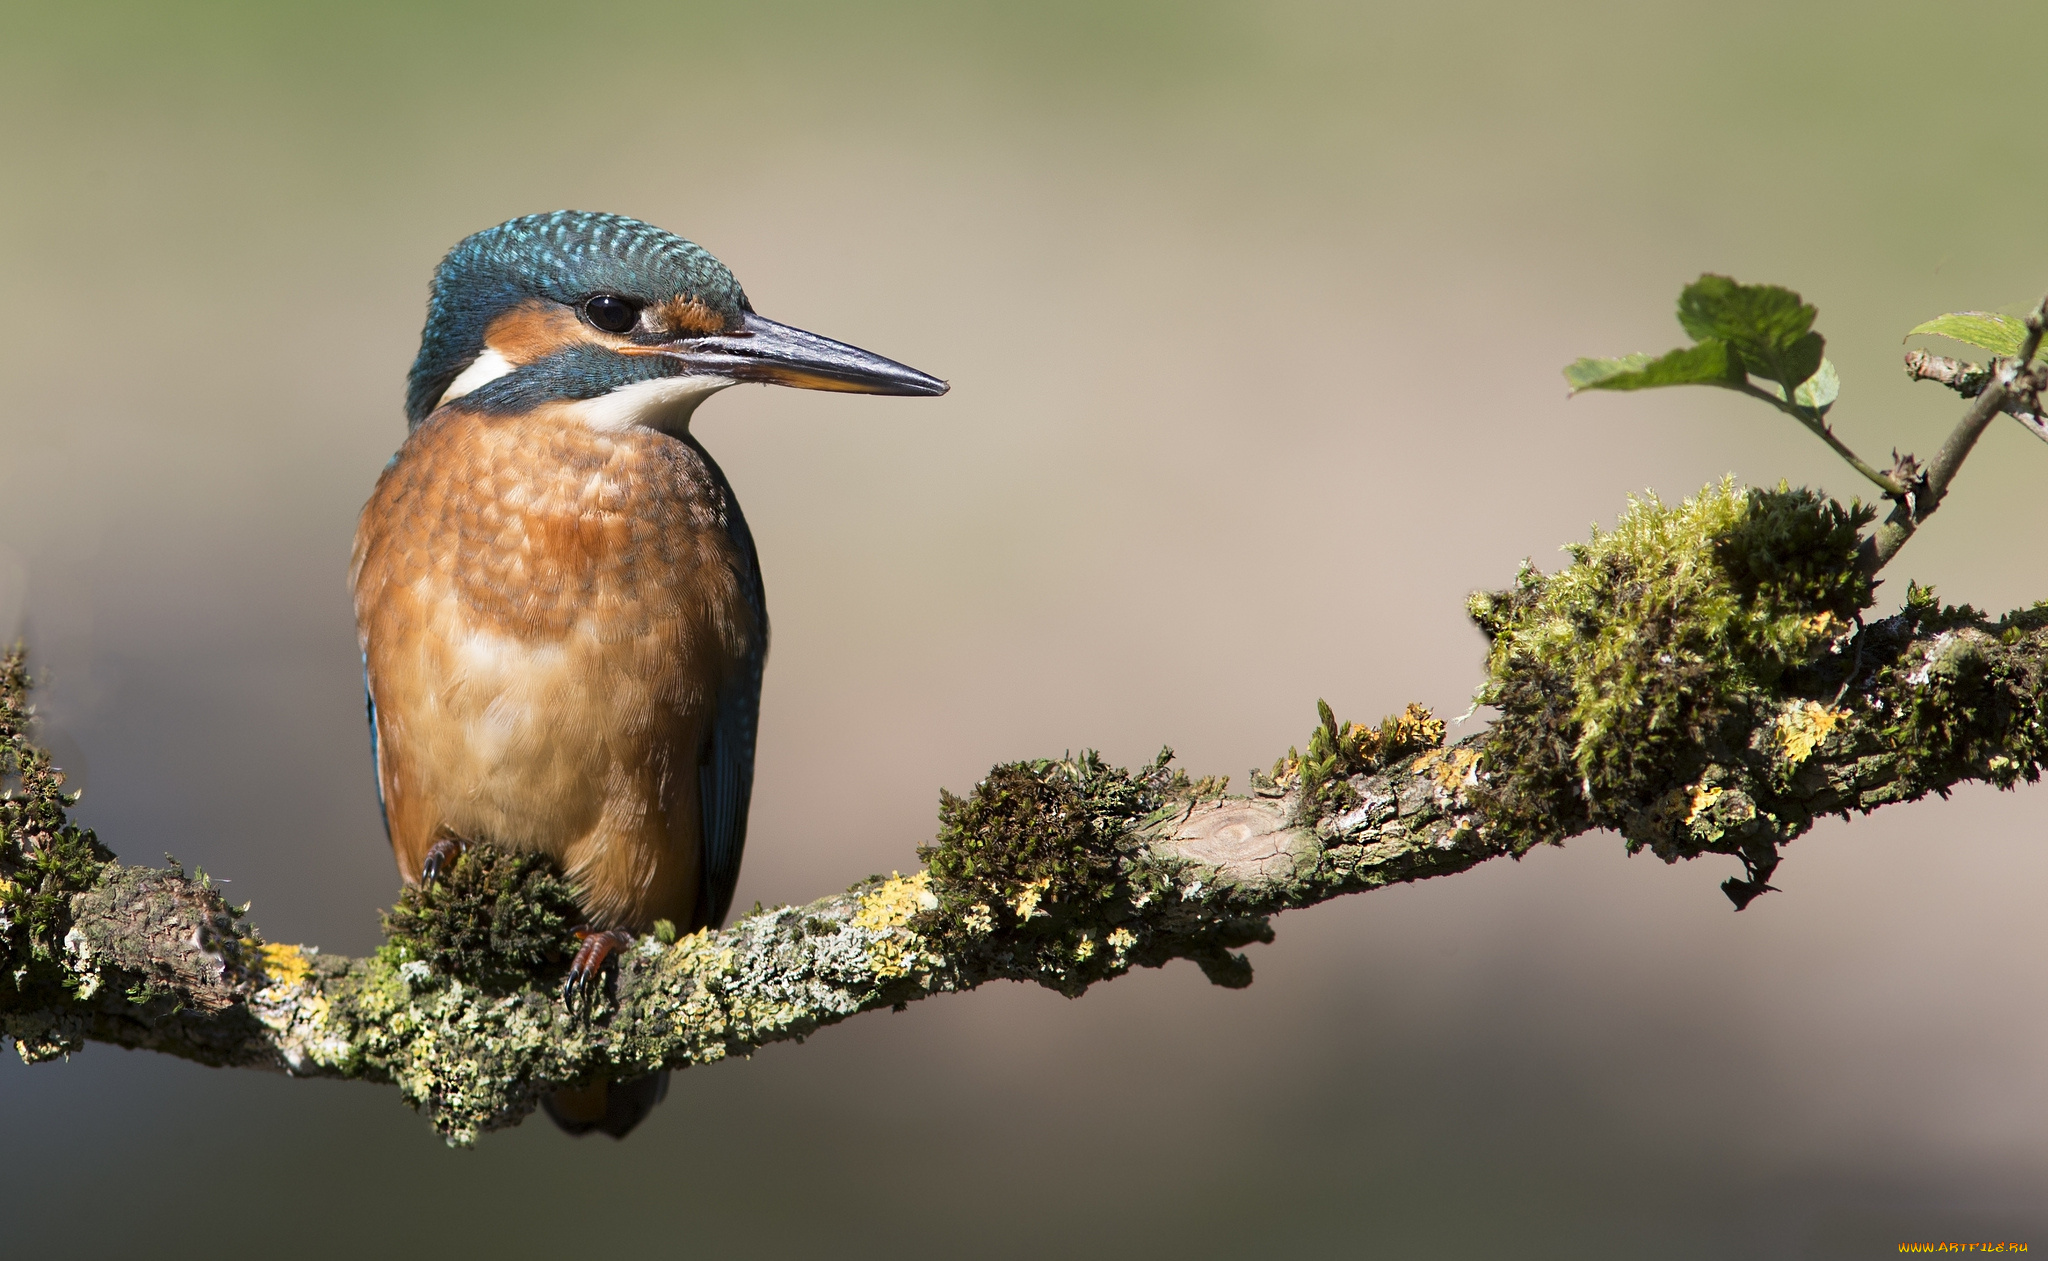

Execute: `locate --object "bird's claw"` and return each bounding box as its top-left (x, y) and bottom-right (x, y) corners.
top-left (563, 928), bottom-right (633, 1014)
top-left (420, 835), bottom-right (468, 886)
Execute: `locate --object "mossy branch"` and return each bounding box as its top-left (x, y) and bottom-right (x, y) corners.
top-left (4, 481), bottom-right (2046, 1144)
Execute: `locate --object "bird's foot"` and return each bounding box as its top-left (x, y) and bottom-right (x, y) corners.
top-left (564, 928), bottom-right (633, 1014)
top-left (420, 835), bottom-right (468, 886)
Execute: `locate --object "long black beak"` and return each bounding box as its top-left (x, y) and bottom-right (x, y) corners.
top-left (631, 311), bottom-right (948, 396)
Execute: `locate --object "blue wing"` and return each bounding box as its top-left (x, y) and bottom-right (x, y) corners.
top-left (365, 665), bottom-right (392, 843)
top-left (693, 433), bottom-right (767, 932)
top-left (696, 645), bottom-right (763, 930)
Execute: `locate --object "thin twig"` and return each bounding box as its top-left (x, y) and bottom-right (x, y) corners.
top-left (1735, 381), bottom-right (1905, 497)
top-left (1904, 351), bottom-right (1992, 396)
top-left (1904, 351), bottom-right (2048, 445)
top-left (1866, 292), bottom-right (2048, 574)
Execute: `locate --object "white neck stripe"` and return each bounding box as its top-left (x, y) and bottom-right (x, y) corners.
top-left (438, 348), bottom-right (516, 406)
top-left (437, 348), bottom-right (730, 433)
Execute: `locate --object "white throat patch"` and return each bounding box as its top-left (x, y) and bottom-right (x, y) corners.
top-left (566, 374), bottom-right (735, 433)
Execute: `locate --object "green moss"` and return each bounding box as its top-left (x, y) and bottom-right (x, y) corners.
top-left (917, 750), bottom-right (1176, 932)
top-left (1267, 701), bottom-right (1446, 826)
top-left (1468, 479), bottom-right (1874, 865)
top-left (1859, 588), bottom-right (2048, 800)
top-left (0, 648), bottom-right (116, 1010)
top-left (381, 845), bottom-right (581, 991)
top-left (912, 748), bottom-right (1230, 991)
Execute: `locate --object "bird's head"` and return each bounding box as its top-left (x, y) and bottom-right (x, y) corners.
top-left (405, 210), bottom-right (946, 430)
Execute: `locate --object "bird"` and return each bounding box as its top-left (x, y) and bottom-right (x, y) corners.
top-left (350, 210), bottom-right (946, 1137)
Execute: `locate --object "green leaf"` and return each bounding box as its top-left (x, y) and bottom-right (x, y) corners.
top-left (1796, 357), bottom-right (1839, 412)
top-left (1564, 341), bottom-right (1746, 394)
top-left (1904, 311), bottom-right (2030, 359)
top-left (1675, 275), bottom-right (1826, 395)
top-left (1758, 357), bottom-right (1840, 414)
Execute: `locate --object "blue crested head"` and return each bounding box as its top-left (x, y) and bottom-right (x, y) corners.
top-left (404, 210), bottom-right (946, 431)
top-left (405, 211), bottom-right (750, 424)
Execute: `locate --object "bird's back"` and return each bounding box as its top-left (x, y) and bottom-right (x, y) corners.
top-left (351, 403), bottom-right (764, 931)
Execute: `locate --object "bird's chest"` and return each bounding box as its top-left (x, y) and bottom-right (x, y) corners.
top-left (358, 408), bottom-right (752, 649)
top-left (352, 411), bottom-right (759, 770)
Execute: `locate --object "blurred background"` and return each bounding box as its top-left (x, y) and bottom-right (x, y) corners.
top-left (4, 1), bottom-right (2047, 1255)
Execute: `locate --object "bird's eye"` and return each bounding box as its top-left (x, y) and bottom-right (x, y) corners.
top-left (583, 294), bottom-right (638, 334)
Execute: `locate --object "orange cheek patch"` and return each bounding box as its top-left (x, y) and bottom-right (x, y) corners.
top-left (484, 300), bottom-right (611, 364)
top-left (653, 297), bottom-right (734, 337)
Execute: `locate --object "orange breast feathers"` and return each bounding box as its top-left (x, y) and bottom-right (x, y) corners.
top-left (350, 407), bottom-right (759, 931)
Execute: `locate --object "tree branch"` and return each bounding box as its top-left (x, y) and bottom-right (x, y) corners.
top-left (1869, 296), bottom-right (2048, 572)
top-left (1905, 350), bottom-right (2048, 444)
top-left (4, 569), bottom-right (2044, 1143)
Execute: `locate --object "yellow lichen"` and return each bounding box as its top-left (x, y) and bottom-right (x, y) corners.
top-left (1072, 933), bottom-right (1096, 962)
top-left (669, 928), bottom-right (730, 978)
top-left (300, 993), bottom-right (332, 1027)
top-left (246, 940), bottom-right (311, 987)
top-left (961, 902), bottom-right (994, 936)
top-left (1009, 877), bottom-right (1051, 921)
top-left (1685, 785), bottom-right (1724, 826)
top-left (854, 872), bottom-right (934, 981)
top-left (1775, 701), bottom-right (1846, 766)
top-left (868, 937), bottom-right (916, 980)
top-left (854, 871), bottom-right (932, 932)
top-left (1419, 746), bottom-right (1481, 790)
top-left (1106, 926), bottom-right (1136, 958)
top-left (1384, 702), bottom-right (1449, 752)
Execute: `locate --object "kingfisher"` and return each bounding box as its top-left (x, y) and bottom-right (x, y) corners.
top-left (350, 210), bottom-right (946, 1137)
